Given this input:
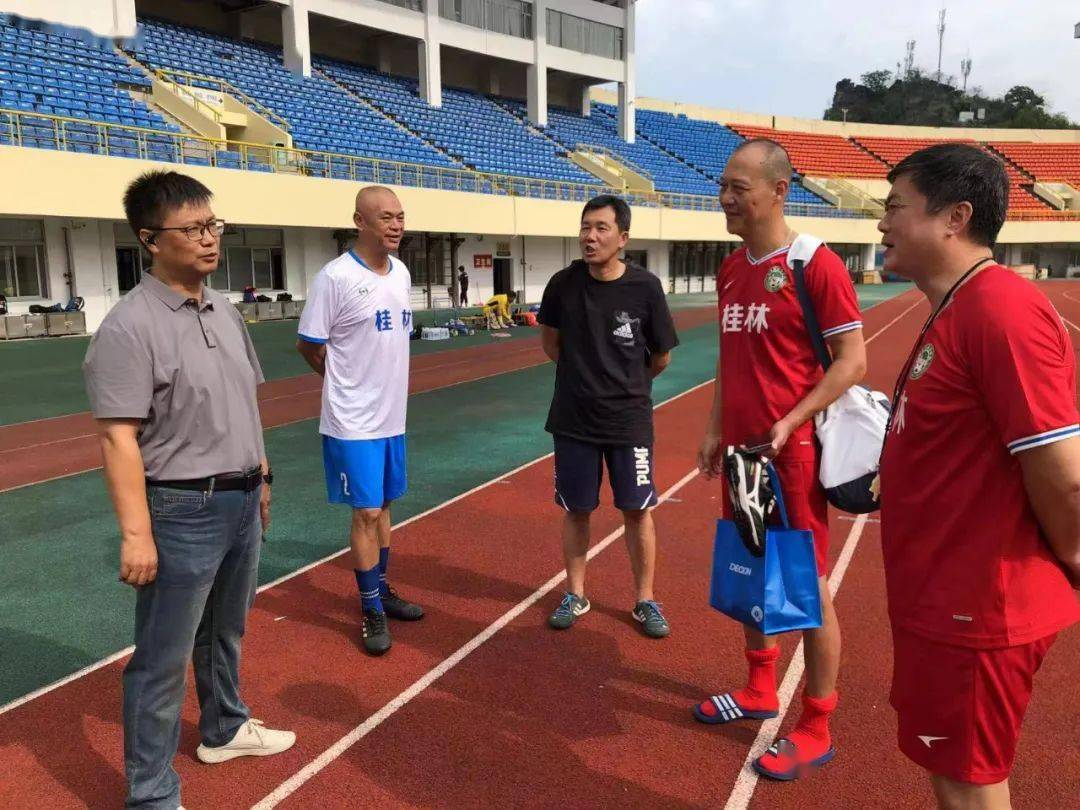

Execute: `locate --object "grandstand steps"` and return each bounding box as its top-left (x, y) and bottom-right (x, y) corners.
top-left (983, 143), bottom-right (1036, 182)
top-left (114, 49), bottom-right (198, 137)
top-left (490, 97), bottom-right (569, 153)
top-left (852, 139), bottom-right (890, 166)
top-left (315, 66), bottom-right (497, 188)
top-left (633, 125), bottom-right (718, 180)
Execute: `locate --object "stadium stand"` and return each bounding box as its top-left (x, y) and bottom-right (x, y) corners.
top-left (629, 106), bottom-right (838, 209)
top-left (129, 18), bottom-right (460, 175)
top-left (0, 13), bottom-right (181, 155)
top-left (316, 57), bottom-right (599, 189)
top-left (854, 135), bottom-right (972, 166)
top-left (0, 13), bottom-right (1076, 221)
top-left (854, 135), bottom-right (1063, 218)
top-left (989, 142), bottom-right (1080, 186)
top-left (498, 98), bottom-right (720, 197)
top-left (729, 124), bottom-right (890, 178)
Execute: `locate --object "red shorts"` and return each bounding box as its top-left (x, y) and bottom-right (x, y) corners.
top-left (722, 455), bottom-right (829, 575)
top-left (890, 627), bottom-right (1058, 784)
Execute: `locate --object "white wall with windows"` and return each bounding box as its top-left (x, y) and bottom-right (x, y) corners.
top-left (0, 219), bottom-right (49, 301)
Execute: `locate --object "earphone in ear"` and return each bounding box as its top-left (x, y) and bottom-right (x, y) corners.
top-left (144, 233), bottom-right (157, 246)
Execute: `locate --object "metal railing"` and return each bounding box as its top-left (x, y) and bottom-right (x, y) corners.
top-left (153, 68), bottom-right (291, 133)
top-left (0, 108), bottom-right (929, 219)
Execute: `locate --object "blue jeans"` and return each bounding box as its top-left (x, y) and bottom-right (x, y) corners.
top-left (123, 485), bottom-right (262, 809)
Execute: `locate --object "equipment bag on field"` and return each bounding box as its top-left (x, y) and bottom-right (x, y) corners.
top-left (790, 235), bottom-right (890, 514)
top-left (709, 460), bottom-right (822, 634)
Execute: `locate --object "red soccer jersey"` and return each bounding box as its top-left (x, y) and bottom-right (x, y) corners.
top-left (880, 265), bottom-right (1080, 648)
top-left (718, 243), bottom-right (863, 461)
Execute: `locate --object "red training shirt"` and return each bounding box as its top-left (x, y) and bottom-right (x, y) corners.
top-left (880, 265), bottom-right (1080, 648)
top-left (718, 243), bottom-right (863, 462)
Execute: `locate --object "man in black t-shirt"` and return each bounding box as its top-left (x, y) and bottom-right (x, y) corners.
top-left (538, 195), bottom-right (679, 639)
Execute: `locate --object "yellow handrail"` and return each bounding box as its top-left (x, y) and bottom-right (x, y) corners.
top-left (575, 142), bottom-right (654, 179)
top-left (153, 67), bottom-right (291, 133)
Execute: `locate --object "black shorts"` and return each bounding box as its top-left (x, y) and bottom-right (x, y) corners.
top-left (553, 435), bottom-right (658, 513)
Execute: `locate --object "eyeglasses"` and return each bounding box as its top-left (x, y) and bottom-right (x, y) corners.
top-left (149, 219), bottom-right (226, 242)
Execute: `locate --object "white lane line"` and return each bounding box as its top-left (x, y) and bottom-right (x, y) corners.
top-left (251, 467), bottom-right (702, 810)
top-left (723, 514), bottom-right (870, 810)
top-left (0, 433), bottom-right (97, 455)
top-left (721, 289), bottom-right (920, 808)
top-left (864, 297), bottom-right (923, 345)
top-left (0, 379), bottom-right (713, 717)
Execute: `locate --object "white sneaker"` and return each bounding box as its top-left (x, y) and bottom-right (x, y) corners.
top-left (196, 719), bottom-right (296, 764)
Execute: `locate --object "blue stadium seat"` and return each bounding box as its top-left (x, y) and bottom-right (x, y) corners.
top-left (0, 13), bottom-right (175, 158)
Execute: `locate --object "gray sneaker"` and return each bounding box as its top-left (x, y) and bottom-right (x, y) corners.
top-left (548, 592), bottom-right (590, 629)
top-left (632, 600), bottom-right (671, 638)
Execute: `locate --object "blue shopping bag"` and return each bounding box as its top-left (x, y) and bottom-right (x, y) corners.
top-left (709, 463), bottom-right (822, 634)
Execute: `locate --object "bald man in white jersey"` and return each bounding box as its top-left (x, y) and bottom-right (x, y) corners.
top-left (297, 186), bottom-right (423, 656)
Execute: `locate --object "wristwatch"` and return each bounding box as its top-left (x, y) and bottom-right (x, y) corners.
top-left (264, 468), bottom-right (274, 485)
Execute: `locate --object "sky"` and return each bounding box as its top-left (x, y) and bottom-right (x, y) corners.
top-left (632, 0), bottom-right (1080, 123)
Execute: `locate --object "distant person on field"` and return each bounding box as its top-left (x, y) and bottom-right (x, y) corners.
top-left (296, 186), bottom-right (424, 657)
top-left (83, 170), bottom-right (294, 808)
top-left (458, 265), bottom-right (469, 306)
top-left (878, 143), bottom-right (1080, 809)
top-left (695, 139), bottom-right (866, 782)
top-left (484, 290), bottom-right (517, 329)
top-left (539, 194), bottom-right (679, 639)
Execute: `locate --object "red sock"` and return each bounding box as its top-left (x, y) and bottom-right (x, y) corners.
top-left (785, 691), bottom-right (838, 760)
top-left (698, 646), bottom-right (780, 717)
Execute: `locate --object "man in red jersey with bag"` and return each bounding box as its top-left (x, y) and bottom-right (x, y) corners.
top-left (695, 139), bottom-right (868, 781)
top-left (877, 143), bottom-right (1079, 809)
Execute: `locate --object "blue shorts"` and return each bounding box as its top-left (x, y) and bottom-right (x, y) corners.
top-left (553, 435), bottom-right (658, 513)
top-left (322, 434), bottom-right (407, 509)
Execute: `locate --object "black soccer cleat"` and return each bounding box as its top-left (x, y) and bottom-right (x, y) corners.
top-left (723, 447), bottom-right (775, 556)
top-left (361, 609), bottom-right (391, 656)
top-left (382, 585), bottom-right (424, 621)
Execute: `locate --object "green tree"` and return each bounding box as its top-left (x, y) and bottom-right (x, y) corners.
top-left (1003, 85), bottom-right (1045, 109)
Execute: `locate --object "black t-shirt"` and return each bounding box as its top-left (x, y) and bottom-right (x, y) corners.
top-left (539, 260), bottom-right (679, 446)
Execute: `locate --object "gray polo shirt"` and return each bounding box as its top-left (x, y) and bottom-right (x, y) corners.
top-left (83, 272), bottom-right (266, 480)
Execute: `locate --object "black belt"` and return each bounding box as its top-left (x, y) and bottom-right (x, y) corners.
top-left (146, 467), bottom-right (263, 493)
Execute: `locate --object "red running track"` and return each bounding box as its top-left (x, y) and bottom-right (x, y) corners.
top-left (1, 285), bottom-right (1077, 808)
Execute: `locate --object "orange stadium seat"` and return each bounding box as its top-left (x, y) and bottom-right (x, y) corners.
top-left (729, 125), bottom-right (890, 178)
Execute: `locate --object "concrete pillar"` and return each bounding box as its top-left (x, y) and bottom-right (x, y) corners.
top-left (618, 0), bottom-right (635, 143)
top-left (237, 11), bottom-right (258, 41)
top-left (862, 242), bottom-right (877, 271)
top-left (376, 40), bottom-right (394, 74)
top-left (419, 2), bottom-right (442, 106)
top-left (527, 0), bottom-right (548, 127)
top-left (282, 0), bottom-right (311, 77)
top-left (581, 83), bottom-right (591, 117)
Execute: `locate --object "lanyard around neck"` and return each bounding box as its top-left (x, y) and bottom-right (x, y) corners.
top-left (883, 257), bottom-right (994, 442)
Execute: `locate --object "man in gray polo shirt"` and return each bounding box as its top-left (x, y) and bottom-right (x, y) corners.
top-left (83, 171), bottom-right (294, 809)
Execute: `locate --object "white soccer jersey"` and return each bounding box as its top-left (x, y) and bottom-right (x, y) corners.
top-left (298, 250), bottom-right (413, 440)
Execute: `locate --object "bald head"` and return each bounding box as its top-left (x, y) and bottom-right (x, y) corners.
top-left (730, 138), bottom-right (793, 184)
top-left (352, 185), bottom-right (405, 257)
top-left (355, 185), bottom-right (400, 218)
